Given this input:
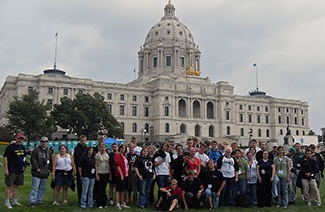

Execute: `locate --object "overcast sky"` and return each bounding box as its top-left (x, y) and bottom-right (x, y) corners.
top-left (1, 0), bottom-right (324, 134)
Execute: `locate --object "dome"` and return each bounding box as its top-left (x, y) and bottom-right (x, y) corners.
top-left (144, 2), bottom-right (196, 49)
top-left (137, 1), bottom-right (201, 80)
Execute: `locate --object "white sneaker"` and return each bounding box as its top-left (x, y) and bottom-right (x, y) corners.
top-left (307, 202), bottom-right (311, 206)
top-left (4, 202), bottom-right (12, 209)
top-left (12, 202), bottom-right (22, 206)
top-left (115, 204), bottom-right (122, 210)
top-left (317, 203), bottom-right (321, 206)
top-left (121, 203), bottom-right (130, 208)
top-left (110, 200), bottom-right (114, 205)
top-left (99, 206), bottom-right (103, 209)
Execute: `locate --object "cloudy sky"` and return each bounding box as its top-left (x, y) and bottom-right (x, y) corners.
top-left (1, 0), bottom-right (324, 133)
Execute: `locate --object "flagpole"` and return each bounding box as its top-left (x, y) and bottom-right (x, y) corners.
top-left (256, 65), bottom-right (258, 91)
top-left (134, 69), bottom-right (136, 80)
top-left (54, 32), bottom-right (58, 70)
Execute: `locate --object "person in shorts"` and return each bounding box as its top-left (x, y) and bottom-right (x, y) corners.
top-left (3, 133), bottom-right (27, 209)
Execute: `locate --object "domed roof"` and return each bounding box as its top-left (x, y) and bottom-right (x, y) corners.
top-left (143, 1), bottom-right (196, 49)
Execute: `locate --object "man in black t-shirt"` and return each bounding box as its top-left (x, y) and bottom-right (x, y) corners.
top-left (4, 134), bottom-right (27, 209)
top-left (181, 171), bottom-right (204, 209)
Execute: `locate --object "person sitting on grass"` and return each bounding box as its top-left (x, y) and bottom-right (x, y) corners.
top-left (156, 179), bottom-right (185, 212)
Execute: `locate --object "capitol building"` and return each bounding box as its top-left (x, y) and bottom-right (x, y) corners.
top-left (0, 1), bottom-right (309, 145)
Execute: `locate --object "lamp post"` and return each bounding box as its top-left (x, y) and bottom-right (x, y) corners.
top-left (248, 128), bottom-right (253, 143)
top-left (140, 128), bottom-right (147, 142)
top-left (149, 126), bottom-right (154, 143)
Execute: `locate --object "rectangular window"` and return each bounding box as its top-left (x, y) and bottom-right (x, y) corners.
top-left (166, 56), bottom-right (171, 66)
top-left (132, 95), bottom-right (137, 102)
top-left (257, 115), bottom-right (261, 123)
top-left (265, 106), bottom-right (268, 112)
top-left (226, 111), bottom-right (230, 120)
top-left (107, 93), bottom-right (112, 100)
top-left (63, 88), bottom-right (69, 95)
top-left (165, 106), bottom-right (169, 116)
top-left (266, 115), bottom-right (269, 124)
top-left (180, 57), bottom-right (185, 67)
top-left (257, 106), bottom-right (260, 111)
top-left (144, 96), bottom-right (149, 102)
top-left (302, 118), bottom-right (305, 126)
top-left (144, 107), bottom-right (149, 117)
top-left (48, 87), bottom-right (54, 94)
top-left (278, 107), bottom-right (281, 112)
top-left (107, 104), bottom-right (112, 114)
top-left (132, 106), bottom-right (137, 116)
top-left (47, 99), bottom-right (53, 109)
top-left (248, 105), bottom-right (252, 111)
top-left (301, 110), bottom-right (304, 115)
top-left (294, 117), bottom-right (298, 125)
top-left (248, 114), bottom-right (252, 123)
top-left (120, 94), bottom-right (124, 101)
top-left (239, 104), bottom-right (243, 110)
top-left (119, 105), bottom-right (125, 115)
top-left (153, 57), bottom-right (157, 67)
top-left (278, 116), bottom-right (282, 124)
top-left (239, 114), bottom-right (243, 122)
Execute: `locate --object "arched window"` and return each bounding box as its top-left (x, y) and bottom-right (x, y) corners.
top-left (195, 125), bottom-right (201, 137)
top-left (266, 129), bottom-right (270, 137)
top-left (280, 129), bottom-right (283, 135)
top-left (132, 123), bottom-right (137, 133)
top-left (165, 123), bottom-right (170, 133)
top-left (180, 124), bottom-right (186, 133)
top-left (208, 125), bottom-right (214, 137)
top-left (144, 123), bottom-right (149, 132)
top-left (207, 102), bottom-right (214, 119)
top-left (178, 99), bottom-right (186, 117)
top-left (296, 130), bottom-right (299, 135)
top-left (193, 100), bottom-right (200, 118)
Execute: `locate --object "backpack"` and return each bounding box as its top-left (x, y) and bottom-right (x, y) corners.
top-left (236, 194), bottom-right (250, 207)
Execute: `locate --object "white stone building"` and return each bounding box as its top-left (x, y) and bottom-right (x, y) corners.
top-left (0, 1), bottom-right (309, 144)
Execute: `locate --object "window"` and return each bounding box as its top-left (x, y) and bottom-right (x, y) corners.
top-left (47, 99), bottom-right (53, 109)
top-left (265, 106), bottom-right (268, 112)
top-left (248, 114), bottom-right (252, 123)
top-left (132, 95), bottom-right (137, 102)
top-left (107, 93), bottom-right (112, 99)
top-left (294, 117), bottom-right (298, 125)
top-left (280, 129), bottom-right (283, 135)
top-left (278, 107), bottom-right (281, 112)
top-left (266, 129), bottom-right (270, 137)
top-left (144, 107), bottom-right (149, 117)
top-left (208, 125), bottom-right (214, 137)
top-left (278, 116), bottom-right (282, 124)
top-left (257, 106), bottom-right (260, 111)
top-left (63, 88), bottom-right (69, 95)
top-left (301, 110), bottom-right (304, 115)
top-left (239, 114), bottom-right (243, 122)
top-left (239, 104), bottom-right (243, 110)
top-left (257, 115), bottom-right (261, 123)
top-left (240, 128), bottom-right (244, 136)
top-left (107, 104), bottom-right (112, 114)
top-left (248, 105), bottom-right (252, 111)
top-left (180, 57), bottom-right (185, 67)
top-left (195, 125), bottom-right (201, 137)
top-left (227, 126), bottom-right (231, 135)
top-left (153, 57), bottom-right (157, 67)
top-left (180, 124), bottom-right (186, 133)
top-left (286, 108), bottom-right (289, 113)
top-left (296, 130), bottom-right (299, 135)
top-left (302, 131), bottom-right (305, 135)
top-left (132, 106), bottom-right (137, 116)
top-left (226, 111), bottom-right (230, 120)
top-left (294, 108), bottom-right (297, 113)
top-left (207, 102), bottom-right (214, 119)
top-left (144, 96), bottom-right (149, 102)
top-left (165, 123), bottom-right (170, 133)
top-left (265, 115), bottom-right (269, 124)
top-left (193, 101), bottom-right (201, 118)
top-left (166, 56), bottom-right (171, 66)
top-left (120, 122), bottom-right (125, 131)
top-left (302, 118), bottom-right (305, 126)
top-left (119, 105), bottom-right (125, 115)
top-left (145, 123), bottom-right (149, 132)
top-left (120, 94), bottom-right (124, 101)
top-left (78, 89), bottom-right (84, 94)
top-left (132, 123), bottom-right (137, 133)
top-left (164, 106), bottom-right (169, 116)
top-left (286, 116), bottom-right (290, 124)
top-left (258, 129), bottom-right (261, 137)
top-left (178, 99), bottom-right (186, 117)
top-left (48, 87), bottom-right (54, 94)
top-left (28, 87), bottom-right (34, 93)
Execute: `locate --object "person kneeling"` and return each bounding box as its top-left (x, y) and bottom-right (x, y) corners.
top-left (156, 179), bottom-right (185, 212)
top-left (181, 170), bottom-right (205, 209)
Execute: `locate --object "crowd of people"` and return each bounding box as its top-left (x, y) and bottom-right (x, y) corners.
top-left (3, 134), bottom-right (324, 210)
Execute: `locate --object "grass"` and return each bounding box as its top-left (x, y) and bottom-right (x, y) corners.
top-left (0, 144), bottom-right (324, 211)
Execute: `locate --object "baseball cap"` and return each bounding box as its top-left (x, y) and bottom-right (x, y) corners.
top-left (289, 147), bottom-right (296, 153)
top-left (309, 144), bottom-right (316, 149)
top-left (16, 133), bottom-right (25, 139)
top-left (40, 137), bottom-right (49, 142)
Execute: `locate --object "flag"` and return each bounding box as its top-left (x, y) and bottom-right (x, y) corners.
top-left (55, 32), bottom-right (58, 37)
top-left (133, 69), bottom-right (136, 72)
top-left (253, 62), bottom-right (257, 67)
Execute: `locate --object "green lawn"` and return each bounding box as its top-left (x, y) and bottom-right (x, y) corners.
top-left (0, 144), bottom-right (324, 211)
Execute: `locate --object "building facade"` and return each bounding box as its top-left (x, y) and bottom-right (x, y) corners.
top-left (0, 1), bottom-right (309, 144)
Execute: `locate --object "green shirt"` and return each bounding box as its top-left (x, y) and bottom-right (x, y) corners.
top-left (237, 158), bottom-right (248, 180)
top-left (273, 156), bottom-right (289, 178)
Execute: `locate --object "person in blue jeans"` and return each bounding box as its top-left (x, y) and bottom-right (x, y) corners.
top-left (78, 147), bottom-right (95, 209)
top-left (203, 160), bottom-right (225, 209)
top-left (134, 147), bottom-right (155, 208)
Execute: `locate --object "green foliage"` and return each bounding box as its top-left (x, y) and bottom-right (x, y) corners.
top-left (51, 92), bottom-right (124, 140)
top-left (0, 126), bottom-right (14, 141)
top-left (5, 90), bottom-right (56, 142)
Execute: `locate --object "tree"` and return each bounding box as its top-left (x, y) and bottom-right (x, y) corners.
top-left (51, 92), bottom-right (124, 140)
top-left (5, 90), bottom-right (56, 143)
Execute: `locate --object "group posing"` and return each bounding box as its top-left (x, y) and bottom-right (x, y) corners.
top-left (3, 134), bottom-right (323, 210)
